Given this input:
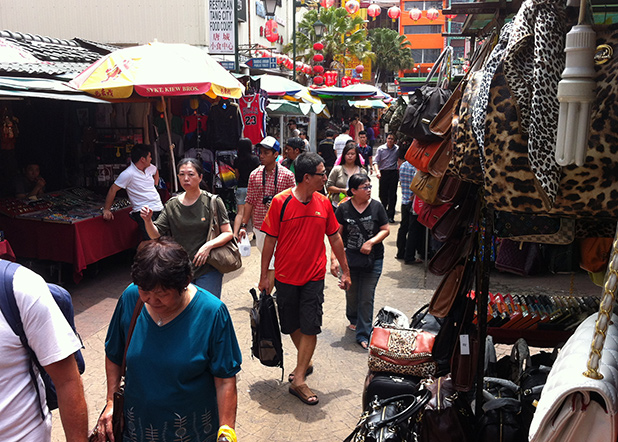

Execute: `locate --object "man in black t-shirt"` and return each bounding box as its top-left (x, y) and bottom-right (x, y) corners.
top-left (317, 129), bottom-right (337, 176)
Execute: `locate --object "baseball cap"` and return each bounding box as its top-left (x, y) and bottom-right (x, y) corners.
top-left (286, 137), bottom-right (305, 151)
top-left (257, 136), bottom-right (281, 153)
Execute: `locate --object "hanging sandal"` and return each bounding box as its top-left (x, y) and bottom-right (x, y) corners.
top-left (289, 383), bottom-right (319, 405)
top-left (287, 364), bottom-right (314, 383)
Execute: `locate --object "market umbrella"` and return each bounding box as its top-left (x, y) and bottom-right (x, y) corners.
top-left (70, 41), bottom-right (245, 190)
top-left (255, 74), bottom-right (304, 97)
top-left (348, 99), bottom-right (387, 109)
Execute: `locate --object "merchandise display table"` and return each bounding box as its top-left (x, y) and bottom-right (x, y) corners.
top-left (0, 189), bottom-right (139, 282)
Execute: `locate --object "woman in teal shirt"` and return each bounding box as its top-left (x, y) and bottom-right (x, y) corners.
top-left (92, 237), bottom-right (242, 442)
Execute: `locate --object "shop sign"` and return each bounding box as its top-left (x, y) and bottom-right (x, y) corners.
top-left (209, 0), bottom-right (235, 54)
top-left (219, 60), bottom-right (236, 70)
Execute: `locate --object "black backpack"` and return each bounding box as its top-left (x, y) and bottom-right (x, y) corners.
top-left (0, 259), bottom-right (85, 418)
top-left (250, 288), bottom-right (284, 379)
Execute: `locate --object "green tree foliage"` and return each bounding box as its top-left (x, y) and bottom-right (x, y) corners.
top-left (368, 28), bottom-right (414, 86)
top-left (284, 7), bottom-right (373, 70)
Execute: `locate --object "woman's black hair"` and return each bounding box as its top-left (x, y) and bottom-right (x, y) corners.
top-left (237, 138), bottom-right (253, 158)
top-left (177, 157), bottom-right (204, 177)
top-left (131, 237), bottom-right (193, 294)
top-left (342, 141), bottom-right (362, 167)
top-left (347, 173), bottom-right (370, 196)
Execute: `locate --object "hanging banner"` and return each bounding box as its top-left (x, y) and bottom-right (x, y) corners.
top-left (209, 0), bottom-right (235, 54)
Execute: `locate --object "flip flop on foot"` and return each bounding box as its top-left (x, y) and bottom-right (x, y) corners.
top-left (288, 364), bottom-right (314, 383)
top-left (348, 324), bottom-right (357, 331)
top-left (289, 383), bottom-right (319, 405)
top-left (359, 341), bottom-right (369, 349)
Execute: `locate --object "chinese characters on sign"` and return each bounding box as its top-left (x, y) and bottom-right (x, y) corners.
top-left (209, 0), bottom-right (235, 54)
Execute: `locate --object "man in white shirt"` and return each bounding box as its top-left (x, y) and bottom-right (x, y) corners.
top-left (333, 124), bottom-right (353, 160)
top-left (103, 144), bottom-right (164, 240)
top-left (0, 261), bottom-right (87, 442)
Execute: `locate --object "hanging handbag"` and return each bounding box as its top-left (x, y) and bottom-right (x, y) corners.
top-left (418, 202), bottom-right (453, 230)
top-left (404, 139), bottom-right (445, 174)
top-left (427, 136), bottom-right (452, 178)
top-left (529, 227), bottom-right (618, 442)
top-left (89, 299), bottom-right (144, 442)
top-left (399, 47), bottom-right (453, 142)
top-left (368, 327), bottom-right (437, 377)
top-left (428, 258), bottom-right (475, 318)
top-left (495, 240), bottom-right (544, 277)
top-left (410, 171), bottom-right (445, 205)
top-left (428, 233), bottom-right (475, 276)
top-left (431, 188), bottom-right (478, 243)
top-left (206, 194), bottom-right (242, 274)
top-left (345, 391), bottom-right (432, 442)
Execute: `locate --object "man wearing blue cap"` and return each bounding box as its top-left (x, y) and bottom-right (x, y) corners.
top-left (240, 136), bottom-right (295, 293)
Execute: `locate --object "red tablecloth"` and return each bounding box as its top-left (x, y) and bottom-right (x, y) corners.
top-left (0, 208), bottom-right (139, 282)
top-left (0, 240), bottom-right (16, 261)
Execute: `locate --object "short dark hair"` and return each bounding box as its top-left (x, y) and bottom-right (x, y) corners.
top-left (130, 144), bottom-right (153, 164)
top-left (341, 124), bottom-right (350, 133)
top-left (386, 132), bottom-right (396, 139)
top-left (131, 237), bottom-right (193, 293)
top-left (177, 157), bottom-right (204, 176)
top-left (286, 137), bottom-right (305, 151)
top-left (294, 152), bottom-right (324, 183)
top-left (358, 130), bottom-right (367, 136)
top-left (342, 142), bottom-right (362, 167)
top-left (325, 129), bottom-right (336, 138)
top-left (347, 173), bottom-right (371, 196)
top-left (237, 138), bottom-right (253, 158)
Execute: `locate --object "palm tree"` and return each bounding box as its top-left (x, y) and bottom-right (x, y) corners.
top-left (284, 8), bottom-right (373, 73)
top-left (368, 28), bottom-right (414, 88)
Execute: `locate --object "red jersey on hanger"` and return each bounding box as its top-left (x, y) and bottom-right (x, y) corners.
top-left (240, 94), bottom-right (266, 145)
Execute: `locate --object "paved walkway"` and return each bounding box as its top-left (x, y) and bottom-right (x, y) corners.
top-left (49, 177), bottom-right (599, 442)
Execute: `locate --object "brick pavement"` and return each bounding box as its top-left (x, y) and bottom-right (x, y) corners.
top-left (49, 176), bottom-right (600, 441)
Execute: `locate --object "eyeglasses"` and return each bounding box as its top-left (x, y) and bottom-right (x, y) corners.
top-left (310, 171), bottom-right (328, 177)
top-left (359, 185), bottom-right (372, 190)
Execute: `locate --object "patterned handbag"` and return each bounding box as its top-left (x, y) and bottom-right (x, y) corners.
top-left (368, 327), bottom-right (437, 377)
top-left (494, 212), bottom-right (576, 245)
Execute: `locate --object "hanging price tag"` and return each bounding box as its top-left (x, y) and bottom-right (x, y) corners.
top-left (459, 334), bottom-right (470, 355)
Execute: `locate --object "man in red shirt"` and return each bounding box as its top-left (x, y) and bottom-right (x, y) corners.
top-left (260, 152), bottom-right (351, 406)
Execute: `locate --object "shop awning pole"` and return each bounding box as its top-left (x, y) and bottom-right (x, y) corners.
top-left (160, 96), bottom-right (178, 193)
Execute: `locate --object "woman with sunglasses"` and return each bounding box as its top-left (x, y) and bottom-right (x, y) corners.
top-left (331, 173), bottom-right (389, 348)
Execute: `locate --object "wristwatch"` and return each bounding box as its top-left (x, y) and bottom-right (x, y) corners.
top-left (240, 223), bottom-right (248, 230)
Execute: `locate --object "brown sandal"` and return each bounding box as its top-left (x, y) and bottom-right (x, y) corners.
top-left (287, 364), bottom-right (314, 383)
top-left (289, 383), bottom-right (319, 405)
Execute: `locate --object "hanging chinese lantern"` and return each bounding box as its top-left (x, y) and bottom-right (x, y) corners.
top-left (367, 4), bottom-right (381, 20)
top-left (305, 65), bottom-right (313, 74)
top-left (275, 54), bottom-right (282, 64)
top-left (313, 53), bottom-right (324, 63)
top-left (426, 8), bottom-right (439, 20)
top-left (409, 7), bottom-right (422, 21)
top-left (284, 58), bottom-right (293, 69)
top-left (387, 6), bottom-right (401, 22)
top-left (355, 64), bottom-right (364, 74)
top-left (313, 75), bottom-right (324, 85)
top-left (313, 42), bottom-right (324, 51)
top-left (345, 0), bottom-right (360, 15)
top-left (412, 68), bottom-right (418, 73)
top-left (444, 13), bottom-right (457, 19)
top-left (324, 70), bottom-right (338, 86)
top-left (426, 67), bottom-right (432, 72)
top-left (313, 65), bottom-right (324, 74)
top-left (351, 78), bottom-right (361, 84)
top-left (320, 0), bottom-right (335, 8)
top-left (341, 76), bottom-right (352, 87)
top-left (264, 19), bottom-right (279, 44)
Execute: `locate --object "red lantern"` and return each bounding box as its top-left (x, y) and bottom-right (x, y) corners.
top-left (275, 54), bottom-right (282, 64)
top-left (320, 0), bottom-right (335, 8)
top-left (313, 53), bottom-right (324, 63)
top-left (313, 42), bottom-right (324, 51)
top-left (426, 8), bottom-right (439, 20)
top-left (412, 68), bottom-right (418, 72)
top-left (355, 64), bottom-right (364, 74)
top-left (341, 75), bottom-right (352, 87)
top-left (367, 4), bottom-right (381, 20)
top-left (351, 78), bottom-right (361, 84)
top-left (313, 75), bottom-right (324, 85)
top-left (264, 19), bottom-right (279, 43)
top-left (324, 70), bottom-right (338, 86)
top-left (313, 65), bottom-right (324, 74)
top-left (444, 13), bottom-right (457, 19)
top-left (387, 6), bottom-right (400, 21)
top-left (409, 8), bottom-right (422, 21)
top-left (284, 58), bottom-right (293, 69)
top-left (345, 0), bottom-right (360, 15)
top-left (426, 67), bottom-right (432, 72)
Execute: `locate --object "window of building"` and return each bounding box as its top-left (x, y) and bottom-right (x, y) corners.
top-left (403, 25), bottom-right (442, 34)
top-left (403, 1), bottom-right (443, 11)
top-left (410, 48), bottom-right (441, 64)
top-left (449, 21), bottom-right (463, 34)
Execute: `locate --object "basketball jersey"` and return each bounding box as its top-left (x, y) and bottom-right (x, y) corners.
top-left (240, 94), bottom-right (266, 145)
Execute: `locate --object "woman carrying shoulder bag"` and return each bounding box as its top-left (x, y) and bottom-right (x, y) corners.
top-left (141, 158), bottom-right (234, 298)
top-left (331, 174), bottom-right (389, 348)
top-left (326, 141), bottom-right (367, 208)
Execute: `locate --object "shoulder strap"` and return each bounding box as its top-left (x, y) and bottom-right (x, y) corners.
top-left (280, 192), bottom-right (293, 223)
top-left (0, 260), bottom-right (47, 420)
top-left (120, 298), bottom-right (144, 377)
top-left (344, 201), bottom-right (371, 241)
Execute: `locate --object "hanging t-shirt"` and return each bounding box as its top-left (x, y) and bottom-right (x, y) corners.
top-left (206, 100), bottom-right (242, 151)
top-left (240, 94), bottom-right (266, 145)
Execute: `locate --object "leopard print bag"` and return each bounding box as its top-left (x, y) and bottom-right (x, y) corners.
top-left (483, 24), bottom-right (618, 219)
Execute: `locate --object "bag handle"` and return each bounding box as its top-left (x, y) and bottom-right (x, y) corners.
top-left (584, 222), bottom-right (618, 379)
top-left (424, 46), bottom-right (453, 88)
top-left (207, 192), bottom-right (221, 242)
top-left (120, 298), bottom-right (144, 378)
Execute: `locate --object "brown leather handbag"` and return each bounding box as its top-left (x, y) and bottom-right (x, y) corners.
top-left (405, 139), bottom-right (445, 174)
top-left (411, 171), bottom-right (445, 205)
top-left (428, 264), bottom-right (466, 318)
